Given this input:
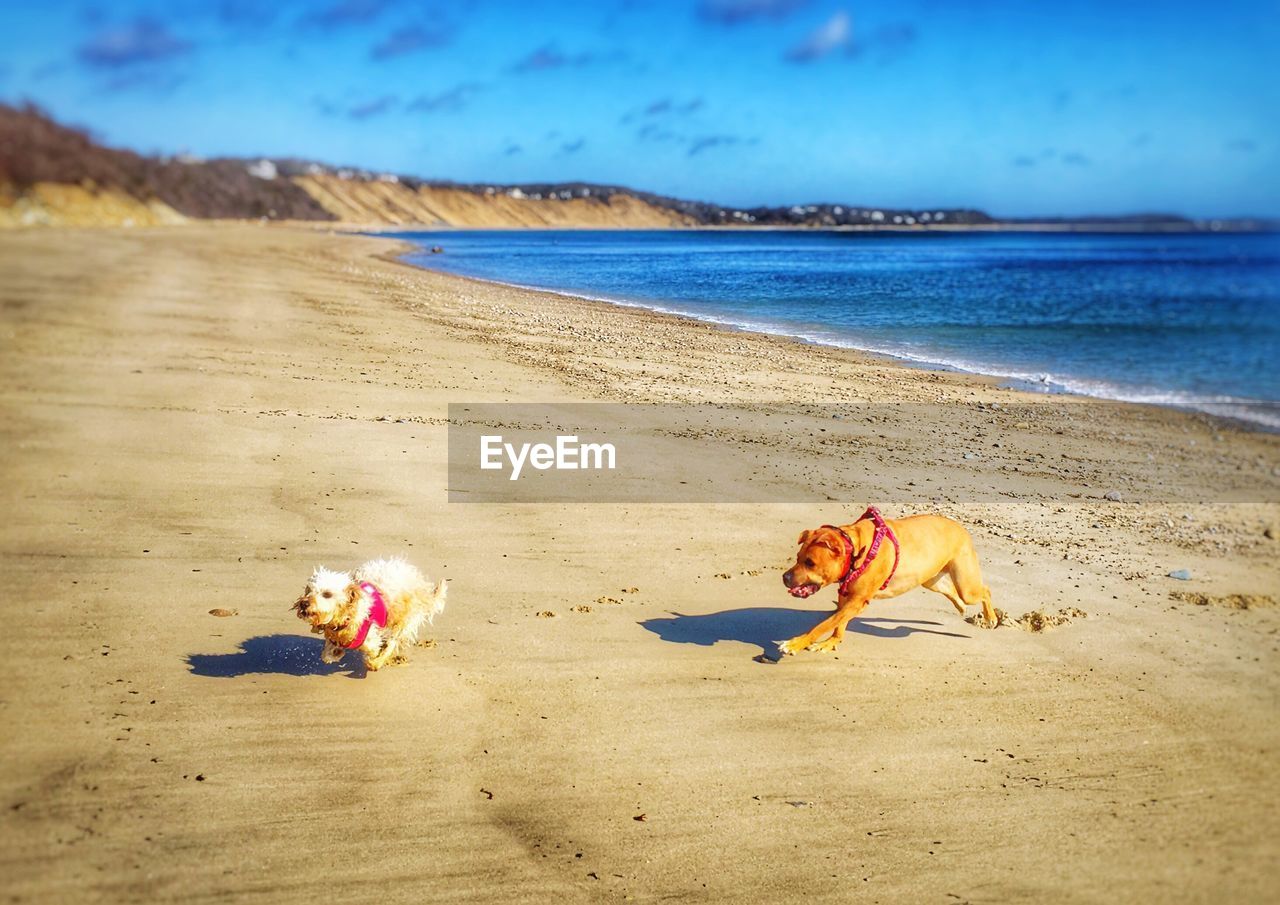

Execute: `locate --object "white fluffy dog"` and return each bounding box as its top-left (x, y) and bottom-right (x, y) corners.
top-left (293, 557), bottom-right (447, 671)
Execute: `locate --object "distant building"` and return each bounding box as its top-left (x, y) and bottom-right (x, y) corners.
top-left (246, 159), bottom-right (277, 180)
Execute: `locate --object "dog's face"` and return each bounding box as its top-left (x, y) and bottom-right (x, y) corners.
top-left (294, 566), bottom-right (357, 627)
top-left (783, 528), bottom-right (851, 598)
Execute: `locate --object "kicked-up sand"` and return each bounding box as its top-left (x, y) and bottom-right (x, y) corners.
top-left (0, 224), bottom-right (1277, 903)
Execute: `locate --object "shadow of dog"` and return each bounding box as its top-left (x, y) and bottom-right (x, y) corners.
top-left (639, 606), bottom-right (968, 658)
top-left (186, 634), bottom-right (366, 678)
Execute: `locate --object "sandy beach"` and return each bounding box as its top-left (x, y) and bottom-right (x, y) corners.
top-left (1, 224), bottom-right (1277, 903)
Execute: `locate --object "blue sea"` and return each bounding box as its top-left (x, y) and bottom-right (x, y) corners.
top-left (396, 230), bottom-right (1280, 427)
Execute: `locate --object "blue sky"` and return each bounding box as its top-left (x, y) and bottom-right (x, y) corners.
top-left (1, 0), bottom-right (1277, 216)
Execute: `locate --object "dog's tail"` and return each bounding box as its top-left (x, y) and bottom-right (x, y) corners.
top-left (401, 580), bottom-right (448, 648)
top-left (424, 578), bottom-right (448, 624)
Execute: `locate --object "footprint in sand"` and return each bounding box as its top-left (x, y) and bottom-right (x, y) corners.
top-left (968, 607), bottom-right (1089, 632)
top-left (1170, 592), bottom-right (1276, 609)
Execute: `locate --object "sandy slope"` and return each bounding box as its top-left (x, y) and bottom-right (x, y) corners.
top-left (0, 183), bottom-right (186, 228)
top-left (0, 176), bottom-right (693, 230)
top-left (0, 224), bottom-right (1276, 904)
top-left (293, 175), bottom-right (693, 228)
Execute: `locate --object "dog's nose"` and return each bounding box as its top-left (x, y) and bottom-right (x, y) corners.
top-left (782, 570), bottom-right (794, 588)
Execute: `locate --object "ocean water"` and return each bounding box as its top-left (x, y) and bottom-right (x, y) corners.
top-left (396, 229), bottom-right (1280, 426)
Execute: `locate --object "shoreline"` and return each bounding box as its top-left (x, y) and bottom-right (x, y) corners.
top-left (2, 223), bottom-right (1276, 903)
top-left (358, 220), bottom-right (1279, 235)
top-left (384, 238), bottom-right (1280, 433)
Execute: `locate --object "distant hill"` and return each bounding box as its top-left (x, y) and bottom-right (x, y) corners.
top-left (0, 104), bottom-right (332, 226)
top-left (0, 104), bottom-right (1270, 231)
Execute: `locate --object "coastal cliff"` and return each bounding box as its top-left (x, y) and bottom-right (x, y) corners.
top-left (0, 104), bottom-right (692, 229)
top-left (1, 105), bottom-right (1265, 231)
top-left (291, 173), bottom-right (692, 228)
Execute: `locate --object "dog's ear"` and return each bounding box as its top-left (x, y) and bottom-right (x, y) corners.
top-left (797, 529), bottom-right (812, 547)
top-left (808, 528), bottom-right (845, 555)
top-left (345, 582), bottom-right (361, 611)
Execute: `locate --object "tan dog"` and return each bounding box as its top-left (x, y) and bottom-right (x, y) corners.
top-left (778, 508), bottom-right (995, 656)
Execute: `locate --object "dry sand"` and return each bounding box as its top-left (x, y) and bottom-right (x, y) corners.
top-left (1, 224), bottom-right (1277, 903)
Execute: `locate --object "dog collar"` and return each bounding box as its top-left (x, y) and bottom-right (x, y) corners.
top-left (825, 506), bottom-right (900, 596)
top-left (346, 581), bottom-right (389, 649)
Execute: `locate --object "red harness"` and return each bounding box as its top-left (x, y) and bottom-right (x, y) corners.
top-left (345, 581), bottom-right (389, 649)
top-left (824, 506), bottom-right (901, 596)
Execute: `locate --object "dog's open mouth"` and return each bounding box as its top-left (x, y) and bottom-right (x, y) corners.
top-left (788, 583), bottom-right (820, 599)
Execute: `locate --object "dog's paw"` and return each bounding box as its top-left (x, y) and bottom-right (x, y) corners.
top-left (774, 638), bottom-right (801, 657)
top-left (805, 638), bottom-right (840, 654)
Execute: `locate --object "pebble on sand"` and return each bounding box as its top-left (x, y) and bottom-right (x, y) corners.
top-left (1167, 569), bottom-right (1192, 581)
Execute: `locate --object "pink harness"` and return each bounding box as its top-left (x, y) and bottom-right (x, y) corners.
top-left (824, 506), bottom-right (901, 596)
top-left (346, 581), bottom-right (388, 649)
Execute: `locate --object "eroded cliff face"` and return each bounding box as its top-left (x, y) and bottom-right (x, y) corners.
top-left (0, 104), bottom-right (692, 229)
top-left (0, 170), bottom-right (692, 230)
top-left (0, 183), bottom-right (186, 228)
top-left (0, 175), bottom-right (700, 228)
top-left (291, 175), bottom-right (692, 228)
